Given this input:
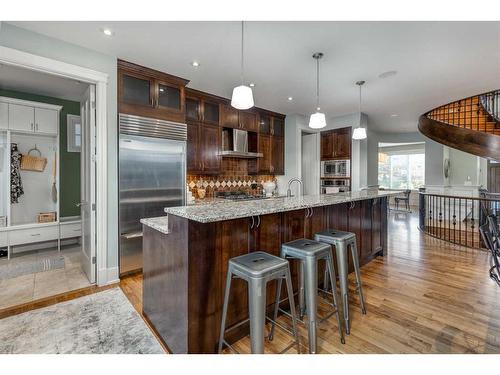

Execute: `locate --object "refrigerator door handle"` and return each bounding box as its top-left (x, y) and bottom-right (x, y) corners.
top-left (121, 231), bottom-right (144, 240)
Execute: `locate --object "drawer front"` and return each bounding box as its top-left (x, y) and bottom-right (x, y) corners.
top-left (9, 226), bottom-right (58, 246)
top-left (60, 223), bottom-right (81, 239)
top-left (0, 231), bottom-right (7, 247)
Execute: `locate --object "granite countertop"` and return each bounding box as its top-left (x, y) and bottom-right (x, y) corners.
top-left (141, 216), bottom-right (169, 234)
top-left (164, 190), bottom-right (401, 224)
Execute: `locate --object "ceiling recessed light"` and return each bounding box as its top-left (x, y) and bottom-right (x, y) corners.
top-left (378, 70), bottom-right (397, 79)
top-left (249, 83), bottom-right (255, 87)
top-left (287, 97), bottom-right (293, 101)
top-left (390, 114), bottom-right (399, 117)
top-left (191, 61), bottom-right (200, 67)
top-left (101, 28), bottom-right (113, 36)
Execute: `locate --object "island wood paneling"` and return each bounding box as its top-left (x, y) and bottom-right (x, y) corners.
top-left (142, 198), bottom-right (388, 353)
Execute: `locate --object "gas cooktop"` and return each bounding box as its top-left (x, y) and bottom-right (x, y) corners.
top-left (215, 191), bottom-right (266, 201)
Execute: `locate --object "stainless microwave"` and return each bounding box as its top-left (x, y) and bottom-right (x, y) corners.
top-left (321, 160), bottom-right (350, 178)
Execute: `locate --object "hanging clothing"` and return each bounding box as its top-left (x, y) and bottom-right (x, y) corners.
top-left (11, 143), bottom-right (24, 204)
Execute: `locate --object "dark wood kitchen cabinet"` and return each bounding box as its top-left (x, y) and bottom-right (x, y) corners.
top-left (320, 126), bottom-right (352, 160)
top-left (118, 59), bottom-right (188, 123)
top-left (221, 105), bottom-right (257, 132)
top-left (257, 134), bottom-right (272, 173)
top-left (185, 90), bottom-right (222, 174)
top-left (257, 112), bottom-right (285, 175)
top-left (188, 123), bottom-right (221, 174)
top-left (325, 198), bottom-right (387, 270)
top-left (186, 89), bottom-right (221, 125)
top-left (200, 124), bottom-right (221, 173)
top-left (271, 136), bottom-right (284, 175)
top-left (186, 122), bottom-right (221, 174)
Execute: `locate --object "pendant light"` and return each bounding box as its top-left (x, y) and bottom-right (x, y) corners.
top-left (352, 80), bottom-right (367, 140)
top-left (309, 52), bottom-right (326, 129)
top-left (231, 21), bottom-right (254, 110)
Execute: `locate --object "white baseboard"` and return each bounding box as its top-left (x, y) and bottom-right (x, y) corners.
top-left (98, 266), bottom-right (119, 286)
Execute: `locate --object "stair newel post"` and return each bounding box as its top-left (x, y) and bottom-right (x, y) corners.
top-left (419, 187), bottom-right (426, 232)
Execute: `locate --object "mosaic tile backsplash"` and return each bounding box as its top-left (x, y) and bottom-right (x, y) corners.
top-left (187, 174), bottom-right (277, 198)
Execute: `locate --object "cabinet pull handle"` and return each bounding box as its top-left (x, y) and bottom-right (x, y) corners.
top-left (256, 215), bottom-right (261, 228)
top-left (31, 233), bottom-right (41, 236)
top-left (35, 123), bottom-right (38, 131)
top-left (31, 123), bottom-right (34, 131)
top-left (310, 207), bottom-right (313, 217)
top-left (250, 216), bottom-right (255, 229)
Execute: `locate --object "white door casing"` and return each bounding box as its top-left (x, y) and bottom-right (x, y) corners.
top-left (0, 45), bottom-right (111, 285)
top-left (80, 85), bottom-right (96, 283)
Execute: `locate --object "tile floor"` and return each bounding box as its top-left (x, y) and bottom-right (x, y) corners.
top-left (0, 245), bottom-right (91, 310)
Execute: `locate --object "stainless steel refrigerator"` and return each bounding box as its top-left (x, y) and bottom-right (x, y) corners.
top-left (119, 113), bottom-right (186, 276)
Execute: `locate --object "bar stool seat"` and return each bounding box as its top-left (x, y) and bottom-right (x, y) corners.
top-left (270, 239), bottom-right (345, 354)
top-left (314, 229), bottom-right (366, 335)
top-left (230, 252), bottom-right (288, 278)
top-left (218, 251), bottom-right (299, 354)
top-left (315, 229), bottom-right (355, 242)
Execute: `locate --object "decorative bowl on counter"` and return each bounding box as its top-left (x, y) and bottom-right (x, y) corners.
top-left (262, 181), bottom-right (276, 197)
top-left (197, 189), bottom-right (206, 199)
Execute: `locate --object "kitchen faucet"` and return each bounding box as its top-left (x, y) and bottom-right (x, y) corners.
top-left (287, 178), bottom-right (303, 197)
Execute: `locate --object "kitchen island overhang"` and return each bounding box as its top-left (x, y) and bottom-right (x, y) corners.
top-left (142, 191), bottom-right (399, 353)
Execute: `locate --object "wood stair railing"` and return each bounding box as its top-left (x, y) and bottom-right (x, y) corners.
top-left (418, 90), bottom-right (500, 160)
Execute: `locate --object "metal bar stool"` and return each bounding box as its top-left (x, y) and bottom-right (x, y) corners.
top-left (218, 251), bottom-right (299, 354)
top-left (269, 239), bottom-right (344, 354)
top-left (314, 229), bottom-right (366, 335)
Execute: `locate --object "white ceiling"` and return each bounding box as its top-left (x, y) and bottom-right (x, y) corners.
top-left (0, 63), bottom-right (89, 101)
top-left (9, 21), bottom-right (500, 132)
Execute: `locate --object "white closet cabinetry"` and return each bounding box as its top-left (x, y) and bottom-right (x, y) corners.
top-left (8, 224), bottom-right (59, 246)
top-left (0, 96), bottom-right (64, 259)
top-left (0, 102), bottom-right (7, 130)
top-left (35, 107), bottom-right (58, 135)
top-left (7, 102), bottom-right (58, 135)
top-left (8, 103), bottom-right (34, 132)
top-left (0, 231), bottom-right (7, 247)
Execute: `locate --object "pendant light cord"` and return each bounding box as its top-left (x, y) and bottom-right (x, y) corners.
top-left (241, 21), bottom-right (244, 85)
top-left (359, 83), bottom-right (362, 114)
top-left (316, 57), bottom-right (320, 110)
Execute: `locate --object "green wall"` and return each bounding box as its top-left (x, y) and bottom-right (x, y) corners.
top-left (0, 88), bottom-right (81, 217)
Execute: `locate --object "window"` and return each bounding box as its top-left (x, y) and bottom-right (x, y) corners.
top-left (67, 114), bottom-right (81, 153)
top-left (378, 142), bottom-right (425, 190)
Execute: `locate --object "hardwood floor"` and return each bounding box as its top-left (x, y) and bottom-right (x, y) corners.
top-left (121, 211), bottom-right (500, 354)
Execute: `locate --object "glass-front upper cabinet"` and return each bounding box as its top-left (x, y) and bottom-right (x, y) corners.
top-left (272, 117), bottom-right (284, 137)
top-left (203, 100), bottom-right (220, 125)
top-left (120, 72), bottom-right (153, 107)
top-left (186, 97), bottom-right (201, 121)
top-left (259, 114), bottom-right (271, 135)
top-left (118, 60), bottom-right (188, 123)
top-left (157, 82), bottom-right (181, 111)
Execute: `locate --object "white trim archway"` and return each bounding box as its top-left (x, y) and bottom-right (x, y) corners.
top-left (0, 45), bottom-right (112, 286)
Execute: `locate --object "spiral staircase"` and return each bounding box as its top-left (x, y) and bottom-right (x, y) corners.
top-left (418, 90), bottom-right (500, 160)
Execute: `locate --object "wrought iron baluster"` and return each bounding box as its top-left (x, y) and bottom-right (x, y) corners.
top-left (459, 198), bottom-right (462, 246)
top-left (471, 199), bottom-right (475, 248)
top-left (453, 198), bottom-right (457, 244)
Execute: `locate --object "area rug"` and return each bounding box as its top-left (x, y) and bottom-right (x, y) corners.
top-left (0, 288), bottom-right (164, 354)
top-left (0, 255), bottom-right (65, 280)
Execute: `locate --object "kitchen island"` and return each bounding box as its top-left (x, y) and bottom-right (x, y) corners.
top-left (141, 190), bottom-right (398, 353)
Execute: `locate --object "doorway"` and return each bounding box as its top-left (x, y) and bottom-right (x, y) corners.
top-left (488, 161), bottom-right (500, 193)
top-left (301, 131), bottom-right (320, 195)
top-left (0, 63), bottom-right (97, 310)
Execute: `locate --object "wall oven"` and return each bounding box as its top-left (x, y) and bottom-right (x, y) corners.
top-left (321, 178), bottom-right (350, 194)
top-left (321, 160), bottom-right (350, 178)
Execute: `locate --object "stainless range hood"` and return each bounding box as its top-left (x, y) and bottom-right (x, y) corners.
top-left (219, 128), bottom-right (263, 158)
